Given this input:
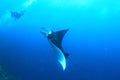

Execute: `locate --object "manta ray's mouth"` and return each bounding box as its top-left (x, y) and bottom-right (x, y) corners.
top-left (40, 27), bottom-right (52, 36)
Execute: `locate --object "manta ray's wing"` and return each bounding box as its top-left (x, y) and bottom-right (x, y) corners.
top-left (49, 41), bottom-right (66, 70)
top-left (55, 29), bottom-right (69, 44)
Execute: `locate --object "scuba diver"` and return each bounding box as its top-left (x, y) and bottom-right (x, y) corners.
top-left (10, 10), bottom-right (25, 19)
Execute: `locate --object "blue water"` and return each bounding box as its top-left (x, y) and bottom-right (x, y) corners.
top-left (0, 0), bottom-right (120, 80)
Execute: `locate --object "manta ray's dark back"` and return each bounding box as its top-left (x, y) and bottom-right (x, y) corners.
top-left (55, 29), bottom-right (70, 58)
top-left (55, 29), bottom-right (69, 45)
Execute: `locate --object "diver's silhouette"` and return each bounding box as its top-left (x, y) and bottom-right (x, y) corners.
top-left (11, 11), bottom-right (25, 19)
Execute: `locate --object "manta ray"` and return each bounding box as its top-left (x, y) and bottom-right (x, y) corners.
top-left (40, 27), bottom-right (69, 70)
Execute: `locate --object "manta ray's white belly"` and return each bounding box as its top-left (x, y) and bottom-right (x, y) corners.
top-left (49, 40), bottom-right (66, 70)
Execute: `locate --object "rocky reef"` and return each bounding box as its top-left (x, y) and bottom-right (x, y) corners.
top-left (0, 65), bottom-right (19, 80)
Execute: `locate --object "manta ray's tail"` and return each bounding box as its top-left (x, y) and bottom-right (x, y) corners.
top-left (64, 53), bottom-right (73, 63)
top-left (64, 53), bottom-right (69, 58)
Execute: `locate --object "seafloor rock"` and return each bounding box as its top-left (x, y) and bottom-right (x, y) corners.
top-left (0, 65), bottom-right (19, 80)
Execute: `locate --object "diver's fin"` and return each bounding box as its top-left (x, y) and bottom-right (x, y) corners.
top-left (55, 29), bottom-right (69, 44)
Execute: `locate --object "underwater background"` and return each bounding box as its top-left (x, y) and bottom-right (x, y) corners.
top-left (0, 0), bottom-right (120, 80)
